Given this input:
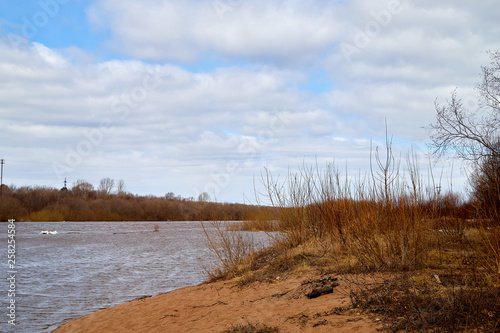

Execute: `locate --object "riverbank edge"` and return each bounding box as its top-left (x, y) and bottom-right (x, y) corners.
top-left (53, 272), bottom-right (383, 333)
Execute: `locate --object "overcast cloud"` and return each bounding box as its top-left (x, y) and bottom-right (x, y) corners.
top-left (0, 0), bottom-right (498, 202)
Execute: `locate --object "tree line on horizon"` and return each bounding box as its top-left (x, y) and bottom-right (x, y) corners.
top-left (0, 178), bottom-right (266, 222)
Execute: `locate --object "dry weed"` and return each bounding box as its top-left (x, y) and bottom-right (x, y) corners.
top-left (221, 322), bottom-right (279, 333)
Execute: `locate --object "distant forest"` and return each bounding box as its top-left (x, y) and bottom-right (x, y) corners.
top-left (0, 179), bottom-right (265, 222)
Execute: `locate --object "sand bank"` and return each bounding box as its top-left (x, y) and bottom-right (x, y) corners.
top-left (54, 274), bottom-right (383, 332)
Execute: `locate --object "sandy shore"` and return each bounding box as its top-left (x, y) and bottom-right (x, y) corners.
top-left (54, 273), bottom-right (383, 333)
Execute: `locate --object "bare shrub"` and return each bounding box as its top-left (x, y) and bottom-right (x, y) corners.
top-left (257, 134), bottom-right (438, 272)
top-left (427, 50), bottom-right (500, 281)
top-left (202, 221), bottom-right (256, 281)
top-left (350, 272), bottom-right (500, 332)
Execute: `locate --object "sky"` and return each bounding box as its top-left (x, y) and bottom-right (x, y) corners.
top-left (0, 0), bottom-right (498, 203)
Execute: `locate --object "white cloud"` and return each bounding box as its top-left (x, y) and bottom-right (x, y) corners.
top-left (0, 39), bottom-right (347, 199)
top-left (2, 0), bottom-right (496, 200)
top-left (32, 42), bottom-right (69, 67)
top-left (87, 0), bottom-right (342, 64)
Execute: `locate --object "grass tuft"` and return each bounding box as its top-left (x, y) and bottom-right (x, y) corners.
top-left (221, 322), bottom-right (279, 333)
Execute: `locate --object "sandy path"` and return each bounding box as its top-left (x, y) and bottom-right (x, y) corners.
top-left (54, 274), bottom-right (383, 333)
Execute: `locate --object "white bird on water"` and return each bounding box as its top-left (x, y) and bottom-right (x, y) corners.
top-left (40, 231), bottom-right (58, 235)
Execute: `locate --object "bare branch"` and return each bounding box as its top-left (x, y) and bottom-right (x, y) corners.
top-left (427, 51), bottom-right (500, 164)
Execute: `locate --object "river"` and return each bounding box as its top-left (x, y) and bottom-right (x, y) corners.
top-left (0, 221), bottom-right (271, 332)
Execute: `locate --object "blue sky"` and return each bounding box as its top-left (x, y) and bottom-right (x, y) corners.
top-left (1, 1), bottom-right (101, 49)
top-left (1, 0), bottom-right (499, 202)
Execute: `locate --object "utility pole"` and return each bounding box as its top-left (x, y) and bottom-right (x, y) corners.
top-left (0, 159), bottom-right (4, 197)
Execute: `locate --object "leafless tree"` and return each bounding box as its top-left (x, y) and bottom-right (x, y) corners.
top-left (198, 191), bottom-right (211, 202)
top-left (116, 179), bottom-right (127, 196)
top-left (98, 177), bottom-right (115, 195)
top-left (428, 50), bottom-right (500, 217)
top-left (72, 179), bottom-right (95, 199)
top-left (165, 192), bottom-right (175, 200)
top-left (428, 50), bottom-right (500, 163)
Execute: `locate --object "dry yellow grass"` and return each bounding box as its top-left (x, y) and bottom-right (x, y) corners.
top-left (203, 141), bottom-right (500, 331)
